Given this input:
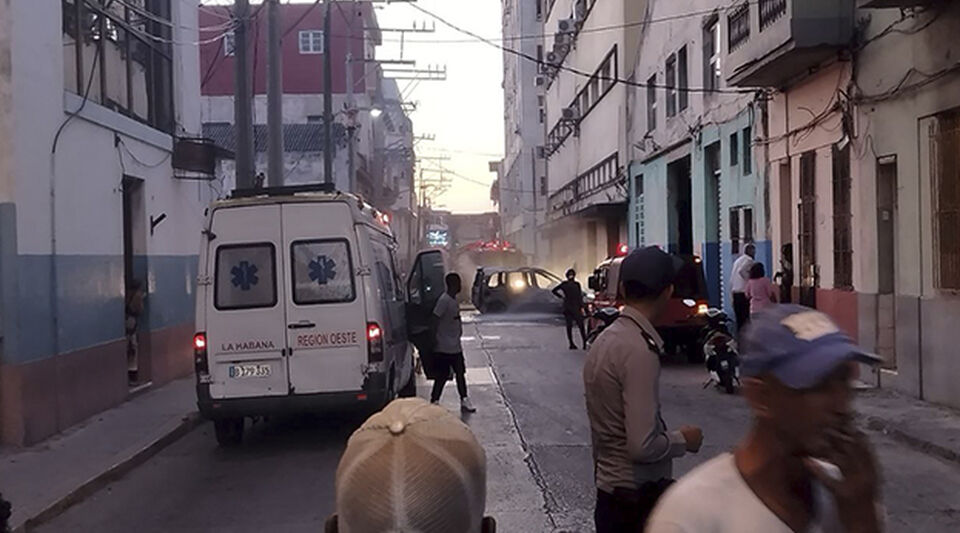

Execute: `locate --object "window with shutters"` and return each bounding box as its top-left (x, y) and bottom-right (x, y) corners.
top-left (666, 54), bottom-right (677, 118)
top-left (678, 46), bottom-right (689, 111)
top-left (647, 74), bottom-right (657, 132)
top-left (833, 144), bottom-right (853, 290)
top-left (931, 111), bottom-right (960, 290)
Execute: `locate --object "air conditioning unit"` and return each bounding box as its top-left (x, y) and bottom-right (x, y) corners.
top-left (554, 32), bottom-right (571, 46)
top-left (554, 42), bottom-right (571, 58)
top-left (558, 18), bottom-right (577, 34)
top-left (534, 75), bottom-right (546, 87)
top-left (546, 51), bottom-right (560, 65)
top-left (562, 107), bottom-right (580, 121)
top-left (536, 146), bottom-right (547, 159)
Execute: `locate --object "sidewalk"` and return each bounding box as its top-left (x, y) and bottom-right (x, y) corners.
top-left (856, 387), bottom-right (960, 465)
top-left (0, 377), bottom-right (199, 533)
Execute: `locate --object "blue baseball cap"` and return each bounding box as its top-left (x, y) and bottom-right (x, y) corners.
top-left (741, 304), bottom-right (882, 389)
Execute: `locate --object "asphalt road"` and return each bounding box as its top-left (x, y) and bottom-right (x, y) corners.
top-left (37, 312), bottom-right (960, 532)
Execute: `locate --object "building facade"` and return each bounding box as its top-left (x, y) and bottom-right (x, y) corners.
top-left (0, 0), bottom-right (210, 445)
top-left (628, 0), bottom-right (769, 312)
top-left (499, 0), bottom-right (544, 263)
top-left (726, 0), bottom-right (960, 408)
top-left (198, 2), bottom-right (407, 214)
top-left (539, 0), bottom-right (647, 275)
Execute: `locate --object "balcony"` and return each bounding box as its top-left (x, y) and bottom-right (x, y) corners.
top-left (861, 0), bottom-right (940, 7)
top-left (726, 0), bottom-right (855, 88)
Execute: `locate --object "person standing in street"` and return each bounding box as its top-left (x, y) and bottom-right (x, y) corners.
top-left (731, 243), bottom-right (756, 333)
top-left (647, 305), bottom-right (884, 533)
top-left (431, 273), bottom-right (477, 413)
top-left (553, 268), bottom-right (588, 350)
top-left (745, 262), bottom-right (778, 315)
top-left (584, 247), bottom-right (704, 533)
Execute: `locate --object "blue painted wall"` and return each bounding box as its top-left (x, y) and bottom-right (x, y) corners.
top-left (629, 107), bottom-right (770, 313)
top-left (5, 253), bottom-right (196, 365)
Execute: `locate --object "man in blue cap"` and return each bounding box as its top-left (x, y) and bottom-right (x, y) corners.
top-left (647, 304), bottom-right (883, 533)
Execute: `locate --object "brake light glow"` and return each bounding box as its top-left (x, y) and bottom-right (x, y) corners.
top-left (367, 323), bottom-right (384, 363)
top-left (194, 333), bottom-right (207, 351)
top-left (697, 304), bottom-right (709, 315)
top-left (616, 243), bottom-right (629, 256)
top-left (193, 332), bottom-right (209, 375)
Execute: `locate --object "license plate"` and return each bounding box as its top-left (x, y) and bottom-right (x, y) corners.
top-left (229, 364), bottom-right (272, 379)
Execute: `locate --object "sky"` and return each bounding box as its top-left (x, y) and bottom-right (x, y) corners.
top-left (204, 1), bottom-right (506, 214)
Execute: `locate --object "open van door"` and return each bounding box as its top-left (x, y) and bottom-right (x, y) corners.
top-left (406, 249), bottom-right (447, 354)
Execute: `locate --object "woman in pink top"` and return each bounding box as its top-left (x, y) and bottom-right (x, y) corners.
top-left (745, 262), bottom-right (778, 314)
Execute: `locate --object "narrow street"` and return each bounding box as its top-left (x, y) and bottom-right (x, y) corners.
top-left (36, 313), bottom-right (960, 533)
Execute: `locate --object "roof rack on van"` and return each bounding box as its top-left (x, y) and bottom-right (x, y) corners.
top-left (230, 183), bottom-right (337, 198)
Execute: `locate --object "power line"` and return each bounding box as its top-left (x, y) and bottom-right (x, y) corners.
top-left (399, 3), bottom-right (761, 45)
top-left (405, 2), bottom-right (752, 95)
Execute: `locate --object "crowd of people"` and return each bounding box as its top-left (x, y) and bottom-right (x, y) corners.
top-left (322, 245), bottom-right (882, 533)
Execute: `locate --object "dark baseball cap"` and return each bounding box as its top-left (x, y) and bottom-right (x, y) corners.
top-left (619, 246), bottom-right (685, 296)
top-left (741, 304), bottom-right (882, 389)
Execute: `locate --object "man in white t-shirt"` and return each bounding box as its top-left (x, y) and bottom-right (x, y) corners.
top-left (647, 305), bottom-right (883, 533)
top-left (430, 273), bottom-right (476, 413)
top-left (730, 243), bottom-right (756, 334)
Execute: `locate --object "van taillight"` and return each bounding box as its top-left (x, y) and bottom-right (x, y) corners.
top-left (367, 323), bottom-right (384, 363)
top-left (194, 332), bottom-right (209, 374)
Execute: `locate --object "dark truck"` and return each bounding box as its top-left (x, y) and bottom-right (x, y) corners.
top-left (588, 253), bottom-right (710, 361)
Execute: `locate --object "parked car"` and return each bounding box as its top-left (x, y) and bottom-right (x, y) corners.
top-left (194, 184), bottom-right (416, 447)
top-left (471, 267), bottom-right (565, 314)
top-left (588, 252), bottom-right (710, 360)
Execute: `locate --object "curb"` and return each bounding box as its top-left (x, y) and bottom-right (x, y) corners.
top-left (863, 415), bottom-right (960, 466)
top-left (13, 412), bottom-right (202, 533)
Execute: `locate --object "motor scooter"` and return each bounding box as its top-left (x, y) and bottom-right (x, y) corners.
top-left (585, 307), bottom-right (621, 347)
top-left (701, 309), bottom-right (740, 394)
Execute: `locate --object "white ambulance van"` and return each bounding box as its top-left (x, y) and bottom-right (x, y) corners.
top-left (194, 185), bottom-right (418, 446)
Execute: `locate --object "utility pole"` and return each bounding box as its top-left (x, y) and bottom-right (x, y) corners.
top-left (323, 0), bottom-right (334, 185)
top-left (346, 52), bottom-right (355, 194)
top-left (266, 0), bottom-right (284, 187)
top-left (234, 0), bottom-right (254, 190)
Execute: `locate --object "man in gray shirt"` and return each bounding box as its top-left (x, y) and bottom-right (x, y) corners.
top-left (583, 247), bottom-right (704, 532)
top-left (430, 273), bottom-right (476, 413)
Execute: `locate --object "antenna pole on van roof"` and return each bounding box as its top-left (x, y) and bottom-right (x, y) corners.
top-left (323, 1), bottom-right (334, 186)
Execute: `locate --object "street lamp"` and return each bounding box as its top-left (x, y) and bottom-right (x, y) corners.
top-left (370, 108), bottom-right (383, 118)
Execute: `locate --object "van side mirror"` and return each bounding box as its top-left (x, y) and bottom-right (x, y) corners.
top-left (588, 275), bottom-right (598, 291)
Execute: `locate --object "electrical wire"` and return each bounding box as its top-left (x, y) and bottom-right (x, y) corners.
top-left (405, 2), bottom-right (752, 94)
top-left (113, 0), bottom-right (236, 32)
top-left (52, 39), bottom-right (102, 155)
top-left (855, 63), bottom-right (960, 104)
top-left (118, 138), bottom-right (173, 168)
top-left (282, 0), bottom-right (322, 39)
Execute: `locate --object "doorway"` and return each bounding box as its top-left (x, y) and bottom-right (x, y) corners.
top-left (798, 152), bottom-right (818, 308)
top-left (122, 177), bottom-right (149, 388)
top-left (778, 162), bottom-right (794, 303)
top-left (668, 156), bottom-right (693, 255)
top-left (704, 143), bottom-right (722, 307)
top-left (877, 158), bottom-right (898, 369)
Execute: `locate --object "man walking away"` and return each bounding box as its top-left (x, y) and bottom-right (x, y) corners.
top-left (553, 268), bottom-right (588, 349)
top-left (584, 247), bottom-right (704, 533)
top-left (731, 243), bottom-right (756, 333)
top-left (431, 273), bottom-right (476, 413)
top-left (648, 305), bottom-right (884, 533)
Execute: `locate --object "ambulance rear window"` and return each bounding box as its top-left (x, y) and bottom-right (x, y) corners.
top-left (215, 243), bottom-right (278, 310)
top-left (291, 239), bottom-right (356, 305)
